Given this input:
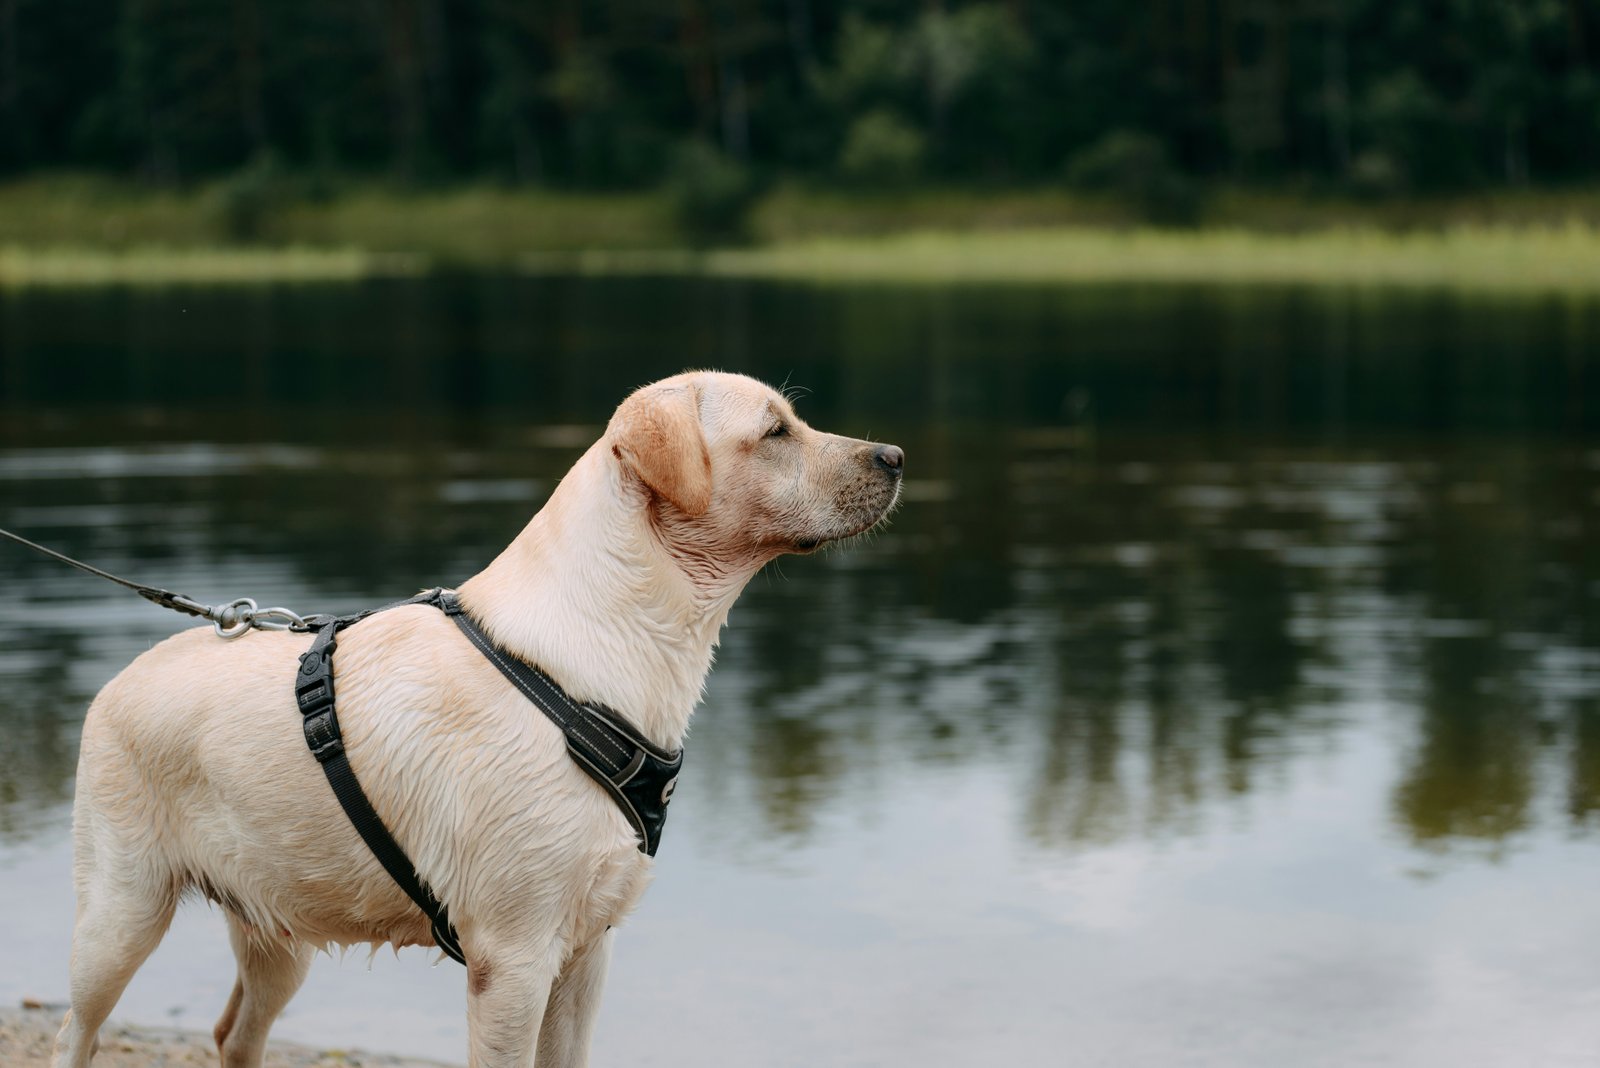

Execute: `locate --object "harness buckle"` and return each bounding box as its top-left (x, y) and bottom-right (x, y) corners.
top-left (295, 675), bottom-right (332, 713)
top-left (296, 637), bottom-right (339, 762)
top-left (302, 708), bottom-right (344, 762)
top-left (295, 642), bottom-right (334, 705)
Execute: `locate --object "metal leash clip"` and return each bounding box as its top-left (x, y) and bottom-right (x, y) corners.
top-left (209, 597), bottom-right (308, 639)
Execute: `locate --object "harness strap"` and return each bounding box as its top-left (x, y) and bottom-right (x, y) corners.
top-left (294, 587), bottom-right (684, 967)
top-left (295, 591), bottom-right (466, 965)
top-left (438, 590), bottom-right (682, 857)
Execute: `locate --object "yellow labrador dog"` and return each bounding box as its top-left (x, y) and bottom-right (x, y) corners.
top-left (53, 371), bottom-right (903, 1068)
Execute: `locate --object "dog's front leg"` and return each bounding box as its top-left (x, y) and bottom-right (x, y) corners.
top-left (465, 949), bottom-right (554, 1068)
top-left (536, 929), bottom-right (615, 1068)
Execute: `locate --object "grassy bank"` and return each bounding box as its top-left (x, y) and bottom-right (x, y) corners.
top-left (750, 183), bottom-right (1600, 239)
top-left (542, 224), bottom-right (1600, 293)
top-left (0, 175), bottom-right (677, 255)
top-left (0, 246), bottom-right (424, 287)
top-left (0, 175), bottom-right (673, 286)
top-left (4, 175), bottom-right (1600, 290)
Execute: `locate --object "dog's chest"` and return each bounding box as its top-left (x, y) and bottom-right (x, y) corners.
top-left (567, 844), bottom-right (656, 944)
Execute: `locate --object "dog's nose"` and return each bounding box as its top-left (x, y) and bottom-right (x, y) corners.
top-left (873, 444), bottom-right (904, 474)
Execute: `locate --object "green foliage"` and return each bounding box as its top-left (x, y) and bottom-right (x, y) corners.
top-left (812, 6), bottom-right (1033, 178)
top-left (208, 155), bottom-right (287, 242)
top-left (664, 141), bottom-right (757, 241)
top-left (1067, 131), bottom-right (1167, 191)
top-left (913, 6), bottom-right (1032, 109)
top-left (1067, 131), bottom-right (1198, 225)
top-left (837, 110), bottom-right (926, 186)
top-left (911, 9), bottom-right (1032, 117)
top-left (812, 15), bottom-right (909, 108)
top-left (1349, 151), bottom-right (1406, 200)
top-left (1361, 71), bottom-right (1472, 190)
top-left (2, 0), bottom-right (1600, 195)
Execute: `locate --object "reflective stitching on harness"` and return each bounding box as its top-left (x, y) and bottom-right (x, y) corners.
top-left (451, 615), bottom-right (632, 768)
top-left (567, 746), bottom-right (648, 845)
top-left (438, 593), bottom-right (681, 857)
top-left (298, 586), bottom-right (683, 967)
top-left (612, 749), bottom-right (646, 787)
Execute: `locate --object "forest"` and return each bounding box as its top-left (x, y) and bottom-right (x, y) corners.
top-left (2, 0), bottom-right (1597, 200)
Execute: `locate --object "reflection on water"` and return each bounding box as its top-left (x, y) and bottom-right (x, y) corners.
top-left (5, 438), bottom-right (1595, 857)
top-left (1, 278), bottom-right (1598, 1066)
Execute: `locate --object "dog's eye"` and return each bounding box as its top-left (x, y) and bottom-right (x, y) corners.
top-left (765, 422), bottom-right (788, 439)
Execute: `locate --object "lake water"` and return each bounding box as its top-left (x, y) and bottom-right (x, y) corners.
top-left (1, 277), bottom-right (1598, 1066)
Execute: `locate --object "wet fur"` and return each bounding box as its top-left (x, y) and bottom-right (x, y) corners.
top-left (52, 371), bottom-right (902, 1068)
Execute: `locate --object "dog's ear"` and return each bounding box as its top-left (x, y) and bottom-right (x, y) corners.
top-left (610, 383), bottom-right (713, 516)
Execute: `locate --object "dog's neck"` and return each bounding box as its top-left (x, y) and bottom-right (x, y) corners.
top-left (456, 443), bottom-right (751, 751)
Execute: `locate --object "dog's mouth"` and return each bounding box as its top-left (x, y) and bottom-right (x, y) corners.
top-left (791, 478), bottom-right (902, 554)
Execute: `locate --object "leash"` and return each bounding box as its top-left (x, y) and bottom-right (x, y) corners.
top-left (4, 524), bottom-right (684, 965)
top-left (0, 525), bottom-right (308, 638)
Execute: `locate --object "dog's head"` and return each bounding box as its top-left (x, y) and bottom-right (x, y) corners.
top-left (607, 372), bottom-right (903, 577)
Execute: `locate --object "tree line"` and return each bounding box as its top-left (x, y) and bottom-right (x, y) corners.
top-left (1, 0), bottom-right (1596, 197)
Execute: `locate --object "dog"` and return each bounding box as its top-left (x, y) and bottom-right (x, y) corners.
top-left (52, 371), bottom-right (904, 1068)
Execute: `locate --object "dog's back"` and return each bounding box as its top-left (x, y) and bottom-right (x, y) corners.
top-left (74, 608), bottom-right (642, 951)
top-left (54, 372), bottom-right (902, 1068)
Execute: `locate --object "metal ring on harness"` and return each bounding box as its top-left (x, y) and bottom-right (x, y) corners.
top-left (212, 597), bottom-right (258, 639)
top-left (211, 597), bottom-right (307, 639)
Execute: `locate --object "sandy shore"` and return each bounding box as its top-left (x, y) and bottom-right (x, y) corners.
top-left (0, 1004), bottom-right (459, 1068)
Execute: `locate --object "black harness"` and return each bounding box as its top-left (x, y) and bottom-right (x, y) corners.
top-left (294, 587), bottom-right (683, 966)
